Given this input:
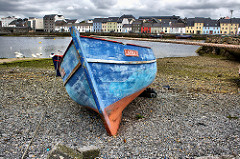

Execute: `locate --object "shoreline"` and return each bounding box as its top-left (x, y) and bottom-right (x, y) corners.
top-left (0, 57), bottom-right (43, 64)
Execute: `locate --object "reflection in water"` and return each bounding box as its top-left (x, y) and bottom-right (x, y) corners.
top-left (0, 36), bottom-right (200, 59)
top-left (111, 38), bottom-right (200, 58)
top-left (0, 36), bottom-right (71, 58)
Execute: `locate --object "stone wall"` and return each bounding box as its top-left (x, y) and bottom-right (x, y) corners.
top-left (196, 36), bottom-right (240, 60)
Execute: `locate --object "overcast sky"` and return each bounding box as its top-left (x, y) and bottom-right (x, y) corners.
top-left (0, 0), bottom-right (240, 20)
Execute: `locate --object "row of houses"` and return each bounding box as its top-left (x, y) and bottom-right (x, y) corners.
top-left (92, 16), bottom-right (240, 35)
top-left (1, 15), bottom-right (240, 35)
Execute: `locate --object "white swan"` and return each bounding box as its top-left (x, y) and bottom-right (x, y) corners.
top-left (14, 51), bottom-right (24, 58)
top-left (31, 54), bottom-right (37, 58)
top-left (36, 53), bottom-right (42, 57)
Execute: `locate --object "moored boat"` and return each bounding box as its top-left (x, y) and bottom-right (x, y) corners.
top-left (176, 34), bottom-right (192, 39)
top-left (53, 27), bottom-right (157, 136)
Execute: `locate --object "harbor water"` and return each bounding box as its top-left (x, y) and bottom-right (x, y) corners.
top-left (0, 36), bottom-right (200, 59)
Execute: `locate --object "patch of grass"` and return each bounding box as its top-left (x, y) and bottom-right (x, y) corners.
top-left (155, 56), bottom-right (240, 94)
top-left (0, 58), bottom-right (54, 69)
top-left (136, 113), bottom-right (145, 119)
top-left (226, 115), bottom-right (239, 120)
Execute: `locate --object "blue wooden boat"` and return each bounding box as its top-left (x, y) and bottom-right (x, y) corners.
top-left (55, 27), bottom-right (157, 135)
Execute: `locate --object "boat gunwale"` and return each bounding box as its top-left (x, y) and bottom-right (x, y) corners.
top-left (80, 35), bottom-right (151, 49)
top-left (86, 58), bottom-right (156, 64)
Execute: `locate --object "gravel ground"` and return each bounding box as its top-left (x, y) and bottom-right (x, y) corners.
top-left (0, 63), bottom-right (240, 158)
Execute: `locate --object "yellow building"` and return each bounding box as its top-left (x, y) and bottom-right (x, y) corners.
top-left (185, 26), bottom-right (195, 34)
top-left (220, 18), bottom-right (239, 35)
top-left (185, 19), bottom-right (195, 34)
top-left (106, 17), bottom-right (119, 32)
top-left (102, 21), bottom-right (107, 32)
top-left (194, 22), bottom-right (204, 34)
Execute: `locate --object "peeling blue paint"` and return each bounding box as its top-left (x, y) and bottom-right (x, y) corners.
top-left (65, 67), bottom-right (97, 110)
top-left (61, 43), bottom-right (80, 82)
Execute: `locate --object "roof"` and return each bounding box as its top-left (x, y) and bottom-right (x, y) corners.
top-left (43, 14), bottom-right (57, 18)
top-left (122, 24), bottom-right (132, 28)
top-left (185, 17), bottom-right (211, 26)
top-left (231, 18), bottom-right (240, 24)
top-left (79, 23), bottom-right (93, 26)
top-left (120, 14), bottom-right (135, 19)
top-left (132, 20), bottom-right (143, 25)
top-left (161, 21), bottom-right (170, 27)
top-left (139, 15), bottom-right (180, 20)
top-left (55, 20), bottom-right (67, 26)
top-left (219, 18), bottom-right (240, 24)
top-left (9, 19), bottom-right (28, 27)
top-left (171, 23), bottom-right (185, 27)
top-left (66, 19), bottom-right (78, 24)
top-left (186, 19), bottom-right (195, 26)
top-left (152, 23), bottom-right (162, 27)
top-left (142, 23), bottom-right (152, 27)
top-left (204, 20), bottom-right (220, 27)
top-left (93, 18), bottom-right (108, 23)
top-left (107, 17), bottom-right (119, 22)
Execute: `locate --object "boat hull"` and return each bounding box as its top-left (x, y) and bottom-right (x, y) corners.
top-left (58, 27), bottom-right (157, 135)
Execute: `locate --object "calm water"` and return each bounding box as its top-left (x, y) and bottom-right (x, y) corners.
top-left (0, 36), bottom-right (200, 59)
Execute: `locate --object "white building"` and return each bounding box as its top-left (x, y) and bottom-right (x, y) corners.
top-left (170, 23), bottom-right (186, 34)
top-left (117, 20), bottom-right (122, 33)
top-left (76, 23), bottom-right (93, 33)
top-left (237, 26), bottom-right (240, 35)
top-left (55, 20), bottom-right (68, 32)
top-left (0, 16), bottom-right (17, 27)
top-left (28, 17), bottom-right (44, 31)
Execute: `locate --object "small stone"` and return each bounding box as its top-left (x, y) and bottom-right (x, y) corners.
top-left (77, 145), bottom-right (100, 159)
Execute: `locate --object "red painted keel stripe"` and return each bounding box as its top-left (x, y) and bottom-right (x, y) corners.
top-left (102, 87), bottom-right (148, 136)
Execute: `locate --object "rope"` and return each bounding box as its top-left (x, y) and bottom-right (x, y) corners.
top-left (21, 66), bottom-right (58, 159)
top-left (21, 107), bottom-right (46, 159)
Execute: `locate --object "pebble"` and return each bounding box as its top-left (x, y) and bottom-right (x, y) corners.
top-left (0, 67), bottom-right (239, 158)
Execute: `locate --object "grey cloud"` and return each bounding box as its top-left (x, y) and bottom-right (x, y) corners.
top-left (0, 0), bottom-right (239, 20)
top-left (177, 1), bottom-right (240, 10)
top-left (0, 1), bottom-right (20, 12)
top-left (90, 0), bottom-right (117, 9)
